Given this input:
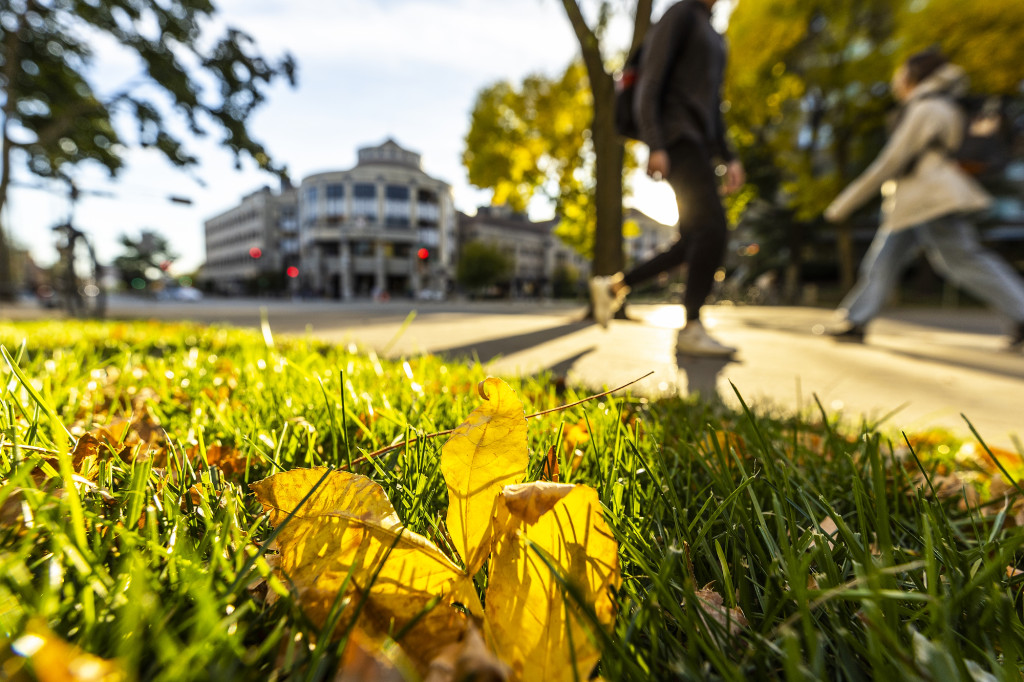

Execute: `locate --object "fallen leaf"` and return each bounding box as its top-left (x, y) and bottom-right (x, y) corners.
top-left (189, 443), bottom-right (248, 478)
top-left (690, 585), bottom-right (748, 638)
top-left (541, 447), bottom-right (559, 483)
top-left (486, 481), bottom-right (620, 682)
top-left (333, 628), bottom-right (410, 682)
top-left (250, 467), bottom-right (479, 671)
top-left (423, 622), bottom-right (509, 682)
top-left (560, 421), bottom-right (589, 454)
top-left (6, 619), bottom-right (125, 681)
top-left (440, 378), bottom-right (528, 575)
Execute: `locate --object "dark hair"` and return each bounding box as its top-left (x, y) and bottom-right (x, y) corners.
top-left (903, 48), bottom-right (948, 85)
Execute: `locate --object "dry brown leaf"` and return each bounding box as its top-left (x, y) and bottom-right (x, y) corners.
top-left (423, 622), bottom-right (509, 682)
top-left (691, 585), bottom-right (749, 638)
top-left (486, 481), bottom-right (620, 682)
top-left (188, 443), bottom-right (248, 477)
top-left (332, 628), bottom-right (410, 682)
top-left (0, 487), bottom-right (27, 529)
top-left (542, 447), bottom-right (559, 483)
top-left (440, 378), bottom-right (528, 575)
top-left (250, 467), bottom-right (480, 671)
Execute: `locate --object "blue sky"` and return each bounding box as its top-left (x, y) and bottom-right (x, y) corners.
top-left (5, 0), bottom-right (732, 274)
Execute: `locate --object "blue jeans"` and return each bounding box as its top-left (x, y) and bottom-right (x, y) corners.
top-left (840, 214), bottom-right (1024, 326)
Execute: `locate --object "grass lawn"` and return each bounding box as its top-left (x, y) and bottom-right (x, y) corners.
top-left (1, 320), bottom-right (1023, 681)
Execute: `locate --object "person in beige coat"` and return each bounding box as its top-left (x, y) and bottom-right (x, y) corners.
top-left (824, 49), bottom-right (1024, 350)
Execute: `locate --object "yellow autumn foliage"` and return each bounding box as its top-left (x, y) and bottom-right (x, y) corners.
top-left (250, 377), bottom-right (621, 681)
top-left (488, 482), bottom-right (621, 682)
top-left (440, 377), bottom-right (528, 575)
top-left (250, 467), bottom-right (480, 671)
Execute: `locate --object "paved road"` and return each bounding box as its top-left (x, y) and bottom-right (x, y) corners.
top-left (3, 296), bottom-right (1022, 448)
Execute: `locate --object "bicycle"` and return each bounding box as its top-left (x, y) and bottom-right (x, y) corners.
top-left (50, 183), bottom-right (106, 318)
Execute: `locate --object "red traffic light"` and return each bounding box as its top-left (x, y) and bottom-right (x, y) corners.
top-left (249, 247), bottom-right (262, 259)
top-left (417, 247), bottom-right (430, 260)
top-left (286, 266), bottom-right (299, 279)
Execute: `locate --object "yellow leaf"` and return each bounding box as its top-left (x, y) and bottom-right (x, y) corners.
top-left (441, 378), bottom-right (528, 575)
top-left (7, 619), bottom-right (125, 681)
top-left (486, 482), bottom-right (620, 682)
top-left (250, 467), bottom-right (479, 671)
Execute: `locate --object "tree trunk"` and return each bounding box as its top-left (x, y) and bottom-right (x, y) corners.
top-left (560, 0), bottom-right (652, 278)
top-left (0, 129), bottom-right (16, 303)
top-left (0, 21), bottom-right (18, 302)
top-left (590, 74), bottom-right (625, 277)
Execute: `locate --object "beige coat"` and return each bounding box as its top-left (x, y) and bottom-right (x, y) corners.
top-left (824, 64), bottom-right (991, 231)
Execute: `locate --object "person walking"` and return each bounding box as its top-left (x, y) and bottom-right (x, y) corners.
top-left (823, 49), bottom-right (1024, 350)
top-left (589, 0), bottom-right (745, 357)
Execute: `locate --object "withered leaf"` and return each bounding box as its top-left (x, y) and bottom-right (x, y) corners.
top-left (691, 585), bottom-right (749, 638)
top-left (250, 467), bottom-right (480, 670)
top-left (440, 378), bottom-right (528, 575)
top-left (486, 482), bottom-right (620, 682)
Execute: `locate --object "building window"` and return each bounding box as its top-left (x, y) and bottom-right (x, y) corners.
top-left (385, 185), bottom-right (410, 228)
top-left (417, 188), bottom-right (439, 227)
top-left (326, 184), bottom-right (345, 223)
top-left (303, 186), bottom-right (318, 226)
top-left (351, 240), bottom-right (374, 257)
top-left (353, 183), bottom-right (377, 222)
top-left (279, 206), bottom-right (298, 233)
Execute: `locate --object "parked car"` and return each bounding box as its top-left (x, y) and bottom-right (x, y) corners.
top-left (156, 285), bottom-right (203, 302)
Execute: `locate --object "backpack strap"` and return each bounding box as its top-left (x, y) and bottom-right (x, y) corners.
top-left (896, 93), bottom-right (957, 179)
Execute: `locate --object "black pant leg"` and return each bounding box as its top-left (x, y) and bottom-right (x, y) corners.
top-left (622, 139), bottom-right (728, 321)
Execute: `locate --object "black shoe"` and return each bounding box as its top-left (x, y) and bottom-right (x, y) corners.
top-left (827, 323), bottom-right (866, 342)
top-left (1010, 322), bottom-right (1024, 352)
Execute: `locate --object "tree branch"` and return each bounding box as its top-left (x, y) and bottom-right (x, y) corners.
top-left (630, 0), bottom-right (654, 54)
top-left (560, 0), bottom-right (607, 81)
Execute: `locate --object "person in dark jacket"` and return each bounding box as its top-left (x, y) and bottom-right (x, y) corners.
top-left (590, 0), bottom-right (744, 357)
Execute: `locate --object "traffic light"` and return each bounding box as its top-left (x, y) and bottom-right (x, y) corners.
top-left (417, 247), bottom-right (430, 261)
top-left (249, 247), bottom-right (262, 259)
top-left (286, 266), bottom-right (299, 279)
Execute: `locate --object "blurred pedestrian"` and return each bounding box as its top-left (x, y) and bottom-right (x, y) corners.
top-left (824, 49), bottom-right (1024, 351)
top-left (589, 0), bottom-right (744, 357)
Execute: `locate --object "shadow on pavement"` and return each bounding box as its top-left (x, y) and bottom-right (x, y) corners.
top-left (546, 349), bottom-right (595, 380)
top-left (677, 354), bottom-right (736, 400)
top-left (433, 321), bottom-right (593, 365)
top-left (879, 346), bottom-right (1024, 381)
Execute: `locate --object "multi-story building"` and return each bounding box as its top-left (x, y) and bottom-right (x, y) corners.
top-left (623, 208), bottom-right (676, 268)
top-left (203, 182), bottom-right (297, 295)
top-left (457, 206), bottom-right (590, 297)
top-left (202, 139), bottom-right (454, 299)
top-left (298, 139), bottom-right (455, 299)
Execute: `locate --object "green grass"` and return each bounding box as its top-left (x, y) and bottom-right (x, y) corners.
top-left (1, 320), bottom-right (1023, 681)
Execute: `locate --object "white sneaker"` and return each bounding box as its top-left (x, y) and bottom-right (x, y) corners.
top-left (676, 322), bottom-right (736, 357)
top-left (589, 274), bottom-right (628, 329)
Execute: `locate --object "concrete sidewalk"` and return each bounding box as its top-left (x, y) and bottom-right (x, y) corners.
top-left (3, 297), bottom-right (1022, 448)
top-left (313, 303), bottom-right (1024, 449)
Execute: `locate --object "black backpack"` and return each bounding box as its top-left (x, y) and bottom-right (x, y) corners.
top-left (953, 95), bottom-right (1015, 179)
top-left (614, 46), bottom-right (643, 140)
top-left (905, 93), bottom-right (1017, 181)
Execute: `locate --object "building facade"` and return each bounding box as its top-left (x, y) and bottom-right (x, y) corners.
top-left (457, 206), bottom-right (590, 297)
top-left (298, 139), bottom-right (455, 299)
top-left (203, 183), bottom-right (297, 295)
top-left (202, 139), bottom-right (454, 299)
top-left (623, 208), bottom-right (677, 268)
